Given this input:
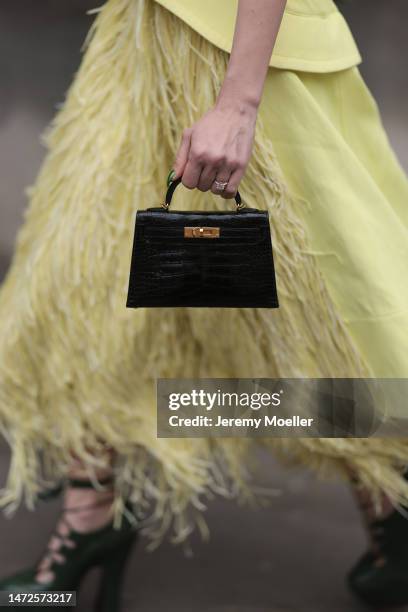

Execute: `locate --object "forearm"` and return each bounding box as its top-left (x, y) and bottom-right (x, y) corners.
top-left (174, 0), bottom-right (287, 195)
top-left (216, 0), bottom-right (287, 111)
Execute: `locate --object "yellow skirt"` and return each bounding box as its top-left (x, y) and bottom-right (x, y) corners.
top-left (1, 0), bottom-right (408, 544)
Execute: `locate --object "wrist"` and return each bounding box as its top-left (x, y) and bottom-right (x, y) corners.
top-left (215, 75), bottom-right (261, 114)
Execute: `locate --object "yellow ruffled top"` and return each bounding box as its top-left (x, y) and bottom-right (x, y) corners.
top-left (154, 0), bottom-right (362, 72)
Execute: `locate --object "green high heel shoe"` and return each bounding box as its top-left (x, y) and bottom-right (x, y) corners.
top-left (0, 476), bottom-right (138, 612)
top-left (348, 485), bottom-right (408, 607)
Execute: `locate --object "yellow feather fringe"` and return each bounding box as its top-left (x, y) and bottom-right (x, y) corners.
top-left (1, 0), bottom-right (408, 545)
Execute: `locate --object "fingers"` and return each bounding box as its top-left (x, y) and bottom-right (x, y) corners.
top-left (182, 159), bottom-right (203, 190)
top-left (175, 126), bottom-right (204, 189)
top-left (173, 128), bottom-right (192, 179)
top-left (219, 164), bottom-right (246, 199)
top-left (210, 173), bottom-right (231, 197)
top-left (211, 159), bottom-right (245, 199)
top-left (198, 167), bottom-right (217, 192)
top-left (174, 125), bottom-right (247, 196)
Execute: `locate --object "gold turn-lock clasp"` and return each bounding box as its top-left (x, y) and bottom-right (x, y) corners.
top-left (184, 226), bottom-right (220, 239)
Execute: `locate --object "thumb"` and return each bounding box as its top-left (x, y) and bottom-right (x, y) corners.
top-left (173, 127), bottom-right (192, 178)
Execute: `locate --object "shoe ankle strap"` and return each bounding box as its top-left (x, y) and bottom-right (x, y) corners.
top-left (38, 475), bottom-right (114, 502)
top-left (67, 475), bottom-right (114, 489)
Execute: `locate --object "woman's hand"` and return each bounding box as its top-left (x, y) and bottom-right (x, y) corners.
top-left (172, 0), bottom-right (287, 199)
top-left (173, 101), bottom-right (257, 199)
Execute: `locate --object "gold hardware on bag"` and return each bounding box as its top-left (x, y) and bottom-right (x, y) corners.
top-left (184, 227), bottom-right (220, 239)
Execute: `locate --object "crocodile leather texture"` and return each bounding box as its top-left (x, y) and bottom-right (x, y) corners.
top-left (126, 182), bottom-right (279, 309)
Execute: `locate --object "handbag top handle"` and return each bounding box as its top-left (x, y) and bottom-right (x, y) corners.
top-left (162, 177), bottom-right (244, 211)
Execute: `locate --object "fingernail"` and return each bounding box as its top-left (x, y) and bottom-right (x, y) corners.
top-left (167, 169), bottom-right (176, 186)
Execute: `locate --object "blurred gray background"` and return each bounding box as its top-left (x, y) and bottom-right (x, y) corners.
top-left (0, 1), bottom-right (407, 611)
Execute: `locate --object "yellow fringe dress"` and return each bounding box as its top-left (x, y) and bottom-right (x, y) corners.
top-left (1, 0), bottom-right (408, 543)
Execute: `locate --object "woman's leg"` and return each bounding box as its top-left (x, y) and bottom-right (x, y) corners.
top-left (347, 469), bottom-right (408, 606)
top-left (0, 445), bottom-right (137, 612)
top-left (35, 450), bottom-right (116, 584)
top-left (350, 476), bottom-right (396, 554)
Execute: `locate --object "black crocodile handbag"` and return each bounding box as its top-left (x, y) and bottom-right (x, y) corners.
top-left (126, 177), bottom-right (279, 308)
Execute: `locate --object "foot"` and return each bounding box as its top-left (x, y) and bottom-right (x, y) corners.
top-left (0, 454), bottom-right (138, 612)
top-left (35, 475), bottom-right (115, 584)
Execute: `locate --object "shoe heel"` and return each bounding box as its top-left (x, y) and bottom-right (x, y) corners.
top-left (94, 532), bottom-right (137, 612)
